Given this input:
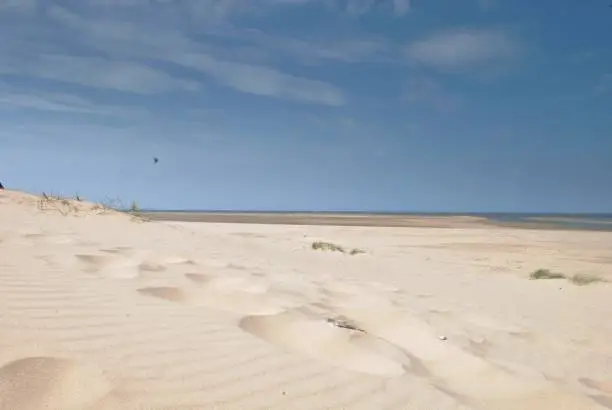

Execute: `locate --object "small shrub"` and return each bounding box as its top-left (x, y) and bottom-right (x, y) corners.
top-left (529, 269), bottom-right (566, 280)
top-left (129, 200), bottom-right (139, 212)
top-left (312, 241), bottom-right (345, 253)
top-left (569, 274), bottom-right (605, 286)
top-left (311, 241), bottom-right (365, 255)
top-left (529, 269), bottom-right (605, 286)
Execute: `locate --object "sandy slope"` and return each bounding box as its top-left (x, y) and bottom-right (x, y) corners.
top-left (1, 190), bottom-right (611, 410)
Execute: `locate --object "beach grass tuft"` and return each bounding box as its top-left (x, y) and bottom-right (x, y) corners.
top-left (311, 241), bottom-right (365, 255)
top-left (529, 268), bottom-right (566, 280)
top-left (529, 268), bottom-right (606, 286)
top-left (569, 273), bottom-right (605, 286)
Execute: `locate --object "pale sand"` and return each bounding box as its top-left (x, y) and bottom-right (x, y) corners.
top-left (1, 190), bottom-right (611, 410)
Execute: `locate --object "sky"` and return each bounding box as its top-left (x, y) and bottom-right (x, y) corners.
top-left (0, 0), bottom-right (611, 212)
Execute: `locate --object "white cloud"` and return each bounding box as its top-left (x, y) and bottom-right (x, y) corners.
top-left (0, 0), bottom-right (421, 110)
top-left (0, 0), bottom-right (36, 11)
top-left (46, 4), bottom-right (387, 65)
top-left (477, 0), bottom-right (499, 11)
top-left (595, 73), bottom-right (612, 95)
top-left (241, 28), bottom-right (390, 64)
top-left (176, 53), bottom-right (345, 105)
top-left (62, 0), bottom-right (412, 16)
top-left (392, 0), bottom-right (411, 15)
top-left (403, 76), bottom-right (462, 111)
top-left (0, 90), bottom-right (98, 113)
top-left (407, 28), bottom-right (520, 70)
top-left (44, 5), bottom-right (349, 105)
top-left (0, 2), bottom-right (351, 106)
top-left (0, 87), bottom-right (147, 117)
top-left (328, 0), bottom-right (410, 16)
top-left (0, 54), bottom-right (201, 94)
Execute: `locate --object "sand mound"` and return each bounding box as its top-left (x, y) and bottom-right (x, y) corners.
top-left (239, 310), bottom-right (408, 377)
top-left (0, 357), bottom-right (112, 410)
top-left (137, 286), bottom-right (189, 303)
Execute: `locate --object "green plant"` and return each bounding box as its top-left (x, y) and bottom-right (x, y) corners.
top-left (529, 269), bottom-right (566, 280)
top-left (311, 241), bottom-right (365, 255)
top-left (529, 269), bottom-right (606, 286)
top-left (569, 273), bottom-right (605, 286)
top-left (129, 200), bottom-right (139, 212)
top-left (312, 241), bottom-right (345, 253)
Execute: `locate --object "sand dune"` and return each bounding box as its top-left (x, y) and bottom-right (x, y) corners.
top-left (1, 190), bottom-right (611, 409)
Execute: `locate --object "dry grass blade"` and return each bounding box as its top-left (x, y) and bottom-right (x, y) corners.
top-left (326, 317), bottom-right (366, 333)
top-left (36, 192), bottom-right (148, 222)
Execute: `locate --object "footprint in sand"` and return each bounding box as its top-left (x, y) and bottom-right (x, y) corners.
top-left (579, 378), bottom-right (612, 409)
top-left (580, 378), bottom-right (612, 395)
top-left (75, 254), bottom-right (142, 279)
top-left (137, 287), bottom-right (189, 303)
top-left (137, 270), bottom-right (314, 316)
top-left (238, 309), bottom-right (411, 377)
top-left (73, 249), bottom-right (195, 280)
top-left (0, 357), bottom-right (113, 410)
top-left (99, 246), bottom-right (134, 255)
top-left (138, 272), bottom-right (303, 315)
top-left (3, 230), bottom-right (80, 247)
top-left (332, 307), bottom-right (608, 409)
top-left (267, 277), bottom-right (607, 410)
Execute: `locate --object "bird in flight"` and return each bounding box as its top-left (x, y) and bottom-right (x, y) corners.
top-left (153, 157), bottom-right (159, 164)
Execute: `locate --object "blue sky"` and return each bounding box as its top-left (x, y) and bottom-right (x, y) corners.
top-left (0, 0), bottom-right (610, 212)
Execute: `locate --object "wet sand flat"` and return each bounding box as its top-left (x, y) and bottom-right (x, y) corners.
top-left (140, 212), bottom-right (489, 228)
top-left (140, 211), bottom-right (612, 231)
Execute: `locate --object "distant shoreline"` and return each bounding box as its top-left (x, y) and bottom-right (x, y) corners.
top-left (140, 210), bottom-right (612, 216)
top-left (138, 211), bottom-right (612, 232)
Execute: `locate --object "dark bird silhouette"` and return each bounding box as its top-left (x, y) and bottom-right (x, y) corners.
top-left (153, 157), bottom-right (159, 164)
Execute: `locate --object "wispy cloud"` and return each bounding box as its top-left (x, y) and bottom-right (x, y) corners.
top-left (595, 73), bottom-right (612, 95)
top-left (78, 0), bottom-right (412, 15)
top-left (176, 53), bottom-right (345, 105)
top-left (214, 27), bottom-right (391, 64)
top-left (0, 0), bottom-right (37, 11)
top-left (341, 0), bottom-right (411, 16)
top-left (403, 76), bottom-right (462, 111)
top-left (0, 81), bottom-right (149, 117)
top-left (227, 0), bottom-right (412, 16)
top-left (1, 1), bottom-right (351, 106)
top-left (476, 0), bottom-right (499, 11)
top-left (0, 54), bottom-right (201, 94)
top-left (406, 28), bottom-right (521, 71)
top-left (0, 89), bottom-right (147, 119)
top-left (0, 89), bottom-right (98, 114)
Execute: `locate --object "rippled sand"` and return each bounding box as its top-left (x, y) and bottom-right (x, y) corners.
top-left (1, 189), bottom-right (611, 409)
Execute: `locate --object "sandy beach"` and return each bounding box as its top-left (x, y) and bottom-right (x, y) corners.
top-left (1, 189), bottom-right (611, 410)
